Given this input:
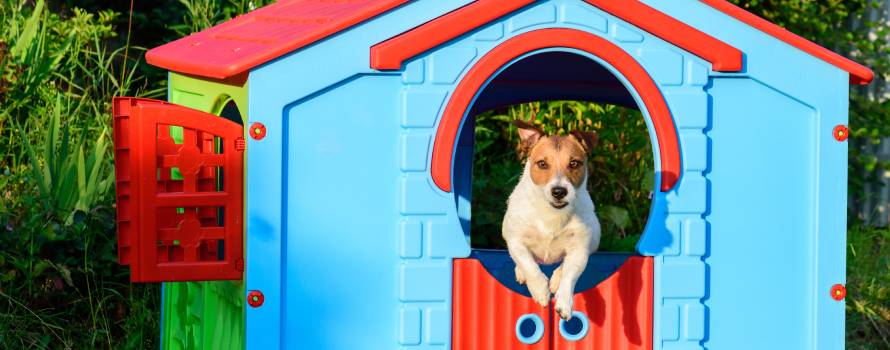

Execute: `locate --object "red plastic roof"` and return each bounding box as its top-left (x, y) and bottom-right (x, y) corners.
top-left (148, 0), bottom-right (873, 85)
top-left (146, 0), bottom-right (408, 80)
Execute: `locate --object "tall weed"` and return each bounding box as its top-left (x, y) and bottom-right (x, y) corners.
top-left (16, 95), bottom-right (114, 219)
top-left (0, 0), bottom-right (159, 348)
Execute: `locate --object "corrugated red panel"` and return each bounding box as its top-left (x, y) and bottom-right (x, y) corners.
top-left (453, 258), bottom-right (551, 350)
top-left (452, 257), bottom-right (653, 350)
top-left (551, 257), bottom-right (653, 350)
top-left (146, 0), bottom-right (408, 79)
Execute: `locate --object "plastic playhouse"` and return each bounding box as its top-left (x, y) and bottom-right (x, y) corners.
top-left (110, 0), bottom-right (872, 349)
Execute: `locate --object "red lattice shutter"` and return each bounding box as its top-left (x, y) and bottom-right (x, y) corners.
top-left (113, 97), bottom-right (244, 282)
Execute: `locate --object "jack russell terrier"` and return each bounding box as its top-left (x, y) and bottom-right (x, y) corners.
top-left (502, 119), bottom-right (602, 320)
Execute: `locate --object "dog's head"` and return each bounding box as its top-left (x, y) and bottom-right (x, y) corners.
top-left (514, 120), bottom-right (597, 210)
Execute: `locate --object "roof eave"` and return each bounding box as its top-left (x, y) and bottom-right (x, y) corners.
top-left (700, 0), bottom-right (874, 85)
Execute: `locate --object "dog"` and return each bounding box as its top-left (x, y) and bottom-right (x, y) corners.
top-left (502, 119), bottom-right (602, 320)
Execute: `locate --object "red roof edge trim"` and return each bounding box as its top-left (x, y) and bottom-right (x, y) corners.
top-left (700, 0), bottom-right (874, 85)
top-left (584, 0), bottom-right (743, 72)
top-left (371, 0), bottom-right (743, 73)
top-left (147, 0), bottom-right (409, 80)
top-left (371, 0), bottom-right (536, 70)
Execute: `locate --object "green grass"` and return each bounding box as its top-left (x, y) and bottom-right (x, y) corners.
top-left (846, 225), bottom-right (890, 349)
top-left (0, 1), bottom-right (887, 349)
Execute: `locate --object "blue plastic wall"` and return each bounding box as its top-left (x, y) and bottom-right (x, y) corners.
top-left (647, 2), bottom-right (850, 349)
top-left (243, 0), bottom-right (849, 349)
top-left (245, 1), bottom-right (473, 348)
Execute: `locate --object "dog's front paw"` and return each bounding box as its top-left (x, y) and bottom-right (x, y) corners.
top-left (549, 266), bottom-right (563, 294)
top-left (527, 277), bottom-right (551, 307)
top-left (554, 292), bottom-right (574, 320)
top-left (515, 266), bottom-right (527, 285)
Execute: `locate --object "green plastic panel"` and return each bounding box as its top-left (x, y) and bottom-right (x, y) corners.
top-left (162, 72), bottom-right (247, 350)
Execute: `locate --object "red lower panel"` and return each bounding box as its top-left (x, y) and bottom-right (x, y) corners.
top-left (453, 259), bottom-right (550, 350)
top-left (452, 256), bottom-right (653, 350)
top-left (552, 257), bottom-right (653, 350)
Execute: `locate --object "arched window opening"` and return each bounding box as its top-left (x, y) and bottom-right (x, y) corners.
top-left (453, 51), bottom-right (655, 253)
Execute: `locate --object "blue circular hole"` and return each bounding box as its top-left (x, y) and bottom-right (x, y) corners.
top-left (559, 311), bottom-right (590, 341)
top-left (563, 315), bottom-right (584, 335)
top-left (515, 313), bottom-right (544, 344)
top-left (519, 318), bottom-right (537, 338)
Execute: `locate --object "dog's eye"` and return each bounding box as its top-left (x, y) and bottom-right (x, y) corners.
top-left (536, 160), bottom-right (548, 169)
top-left (569, 160), bottom-right (582, 169)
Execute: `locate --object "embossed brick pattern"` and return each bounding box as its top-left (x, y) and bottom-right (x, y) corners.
top-left (393, 2), bottom-right (714, 348)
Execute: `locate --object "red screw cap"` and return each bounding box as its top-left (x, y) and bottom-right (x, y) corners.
top-left (250, 122), bottom-right (267, 140)
top-left (247, 290), bottom-right (265, 307)
top-left (830, 284), bottom-right (846, 301)
top-left (833, 125), bottom-right (849, 142)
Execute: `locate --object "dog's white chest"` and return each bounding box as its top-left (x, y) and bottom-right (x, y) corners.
top-left (524, 217), bottom-right (579, 264)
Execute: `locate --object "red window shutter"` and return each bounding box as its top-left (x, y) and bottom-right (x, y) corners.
top-left (113, 97), bottom-right (244, 282)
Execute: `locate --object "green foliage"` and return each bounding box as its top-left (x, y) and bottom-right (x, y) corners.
top-left (849, 96), bottom-right (890, 221)
top-left (171, 0), bottom-right (275, 36)
top-left (16, 95), bottom-right (114, 220)
top-left (471, 102), bottom-right (652, 252)
top-left (0, 0), bottom-right (253, 348)
top-left (845, 225), bottom-right (890, 349)
top-left (0, 0), bottom-right (157, 347)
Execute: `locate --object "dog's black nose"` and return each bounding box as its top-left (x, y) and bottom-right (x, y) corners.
top-left (551, 186), bottom-right (568, 200)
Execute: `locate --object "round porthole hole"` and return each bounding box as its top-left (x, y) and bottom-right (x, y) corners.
top-left (559, 311), bottom-right (590, 341)
top-left (515, 313), bottom-right (544, 344)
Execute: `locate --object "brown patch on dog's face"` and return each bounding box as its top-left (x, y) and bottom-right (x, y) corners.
top-left (527, 135), bottom-right (590, 188)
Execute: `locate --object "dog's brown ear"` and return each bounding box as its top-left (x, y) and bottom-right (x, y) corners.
top-left (512, 119), bottom-right (545, 158)
top-left (570, 130), bottom-right (598, 155)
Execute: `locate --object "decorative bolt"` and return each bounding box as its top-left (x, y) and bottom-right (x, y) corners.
top-left (833, 125), bottom-right (849, 142)
top-left (247, 290), bottom-right (265, 307)
top-left (250, 122), bottom-right (267, 140)
top-left (830, 284), bottom-right (846, 301)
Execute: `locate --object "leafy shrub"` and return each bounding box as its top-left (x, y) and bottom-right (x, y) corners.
top-left (0, 0), bottom-right (271, 346)
top-left (0, 0), bottom-right (158, 347)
